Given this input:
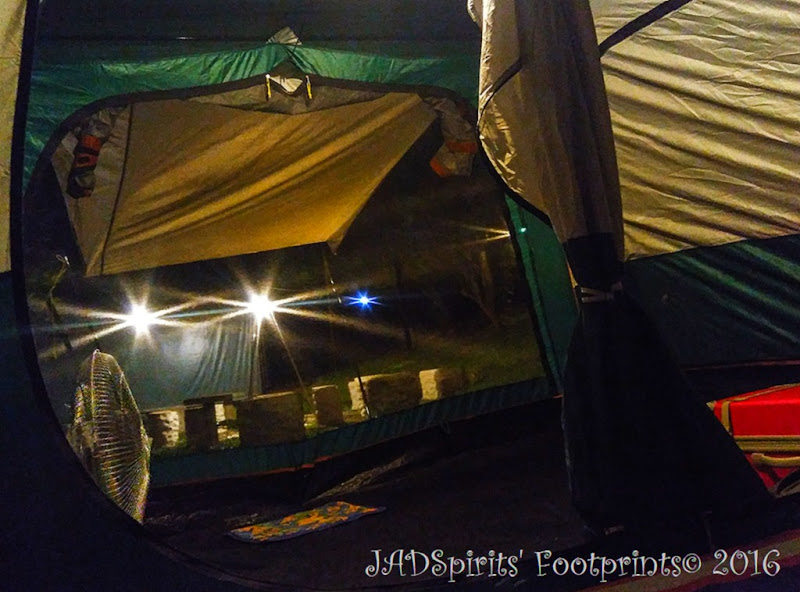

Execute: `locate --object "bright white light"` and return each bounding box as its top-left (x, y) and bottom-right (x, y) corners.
top-left (358, 295), bottom-right (371, 306)
top-left (248, 294), bottom-right (276, 322)
top-left (126, 304), bottom-right (158, 335)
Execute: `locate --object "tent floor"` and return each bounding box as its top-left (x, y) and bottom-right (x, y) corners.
top-left (144, 398), bottom-right (588, 589)
top-left (143, 398), bottom-right (800, 591)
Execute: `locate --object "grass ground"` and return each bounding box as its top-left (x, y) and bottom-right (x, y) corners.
top-left (150, 308), bottom-right (544, 454)
top-left (313, 309), bottom-right (545, 409)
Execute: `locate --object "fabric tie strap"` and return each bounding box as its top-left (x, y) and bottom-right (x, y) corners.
top-left (576, 282), bottom-right (623, 304)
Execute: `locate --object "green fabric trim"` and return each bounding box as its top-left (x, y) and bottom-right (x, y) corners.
top-left (150, 378), bottom-right (553, 487)
top-left (290, 46), bottom-right (478, 101)
top-left (626, 233), bottom-right (800, 366)
top-left (506, 200), bottom-right (577, 391)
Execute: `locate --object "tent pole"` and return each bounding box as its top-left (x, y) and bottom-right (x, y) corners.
top-left (247, 319), bottom-right (262, 399)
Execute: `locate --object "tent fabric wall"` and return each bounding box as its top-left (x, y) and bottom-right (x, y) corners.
top-left (469, 0), bottom-right (624, 256)
top-left (594, 0), bottom-right (800, 260)
top-left (592, 0), bottom-right (800, 367)
top-left (472, 0), bottom-right (771, 529)
top-left (474, 0), bottom-right (800, 264)
top-left (54, 93), bottom-right (436, 275)
top-left (0, 0), bottom-right (26, 273)
top-left (627, 234), bottom-right (800, 367)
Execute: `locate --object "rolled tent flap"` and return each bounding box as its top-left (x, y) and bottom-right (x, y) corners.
top-left (469, 0), bottom-right (624, 255)
top-left (54, 92), bottom-right (437, 276)
top-left (471, 0), bottom-right (770, 529)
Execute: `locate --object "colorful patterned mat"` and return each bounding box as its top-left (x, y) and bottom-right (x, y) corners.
top-left (228, 501), bottom-right (385, 543)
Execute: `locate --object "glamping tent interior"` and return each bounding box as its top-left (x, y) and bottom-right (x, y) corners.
top-left (3, 0), bottom-right (800, 590)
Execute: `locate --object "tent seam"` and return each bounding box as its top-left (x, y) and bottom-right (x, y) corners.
top-left (598, 0), bottom-right (696, 57)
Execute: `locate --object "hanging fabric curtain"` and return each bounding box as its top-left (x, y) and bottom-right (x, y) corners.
top-left (468, 0), bottom-right (769, 530)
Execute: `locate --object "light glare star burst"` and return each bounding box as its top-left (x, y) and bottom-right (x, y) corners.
top-left (125, 304), bottom-right (159, 334)
top-left (36, 283), bottom-right (401, 358)
top-left (345, 292), bottom-right (378, 310)
top-left (246, 293), bottom-right (277, 322)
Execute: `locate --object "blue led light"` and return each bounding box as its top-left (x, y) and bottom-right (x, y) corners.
top-left (346, 291), bottom-right (378, 309)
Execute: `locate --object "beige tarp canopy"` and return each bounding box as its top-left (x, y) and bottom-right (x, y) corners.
top-left (52, 92), bottom-right (437, 276)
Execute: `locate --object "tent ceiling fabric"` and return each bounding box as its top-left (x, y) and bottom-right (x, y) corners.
top-left (0, 0), bottom-right (26, 273)
top-left (58, 93), bottom-right (436, 276)
top-left (592, 0), bottom-right (800, 259)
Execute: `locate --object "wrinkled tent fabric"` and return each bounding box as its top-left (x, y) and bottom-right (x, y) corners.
top-left (593, 0), bottom-right (800, 259)
top-left (592, 0), bottom-right (800, 370)
top-left (53, 93), bottom-right (436, 275)
top-left (0, 0), bottom-right (26, 273)
top-left (470, 0), bottom-right (770, 528)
